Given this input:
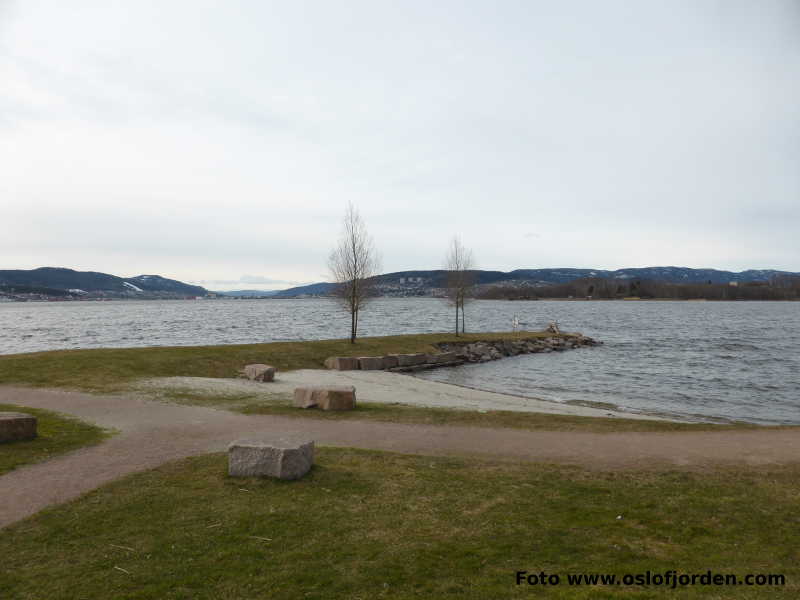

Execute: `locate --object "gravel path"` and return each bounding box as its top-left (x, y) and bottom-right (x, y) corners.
top-left (2, 384), bottom-right (800, 530)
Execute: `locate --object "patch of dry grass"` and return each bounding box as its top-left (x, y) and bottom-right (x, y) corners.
top-left (0, 449), bottom-right (797, 598)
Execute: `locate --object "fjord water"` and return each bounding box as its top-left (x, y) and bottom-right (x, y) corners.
top-left (1, 298), bottom-right (797, 424)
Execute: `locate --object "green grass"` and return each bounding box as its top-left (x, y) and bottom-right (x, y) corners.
top-left (0, 404), bottom-right (111, 475)
top-left (152, 387), bottom-right (759, 433)
top-left (1, 449), bottom-right (797, 599)
top-left (0, 331), bottom-right (559, 393)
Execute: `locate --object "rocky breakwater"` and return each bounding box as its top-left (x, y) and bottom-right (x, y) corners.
top-left (433, 334), bottom-right (600, 366)
top-left (323, 334), bottom-right (600, 373)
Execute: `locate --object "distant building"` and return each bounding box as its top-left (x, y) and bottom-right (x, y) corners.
top-left (398, 276), bottom-right (423, 285)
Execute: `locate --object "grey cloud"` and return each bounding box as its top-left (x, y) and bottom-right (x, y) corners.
top-left (2, 0), bottom-right (798, 278)
top-left (190, 277), bottom-right (305, 286)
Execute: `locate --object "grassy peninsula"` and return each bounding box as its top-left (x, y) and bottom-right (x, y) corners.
top-left (0, 331), bottom-right (565, 393)
top-left (1, 331), bottom-right (760, 433)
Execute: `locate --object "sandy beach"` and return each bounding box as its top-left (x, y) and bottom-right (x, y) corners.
top-left (139, 369), bottom-right (672, 421)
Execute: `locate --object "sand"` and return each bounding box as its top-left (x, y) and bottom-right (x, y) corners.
top-left (137, 368), bottom-right (671, 421)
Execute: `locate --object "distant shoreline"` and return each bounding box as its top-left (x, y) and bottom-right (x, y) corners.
top-left (2, 296), bottom-right (799, 304)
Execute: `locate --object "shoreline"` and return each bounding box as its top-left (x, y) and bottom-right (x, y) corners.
top-left (2, 330), bottom-right (791, 427)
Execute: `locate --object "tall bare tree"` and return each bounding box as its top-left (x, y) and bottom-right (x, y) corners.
top-left (443, 236), bottom-right (476, 336)
top-left (328, 202), bottom-right (381, 343)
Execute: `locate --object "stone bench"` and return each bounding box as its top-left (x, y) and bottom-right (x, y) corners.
top-left (293, 386), bottom-right (356, 411)
top-left (228, 437), bottom-right (314, 480)
top-left (0, 412), bottom-right (38, 443)
top-left (243, 364), bottom-right (276, 382)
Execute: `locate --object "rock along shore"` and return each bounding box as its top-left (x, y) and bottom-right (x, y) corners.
top-left (325, 334), bottom-right (601, 373)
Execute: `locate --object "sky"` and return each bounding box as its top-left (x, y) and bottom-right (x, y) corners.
top-left (2, 0), bottom-right (799, 290)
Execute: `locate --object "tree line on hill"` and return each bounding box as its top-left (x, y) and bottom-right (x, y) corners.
top-left (477, 275), bottom-right (800, 301)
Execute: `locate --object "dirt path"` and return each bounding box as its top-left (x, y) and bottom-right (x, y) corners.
top-left (2, 385), bottom-right (800, 529)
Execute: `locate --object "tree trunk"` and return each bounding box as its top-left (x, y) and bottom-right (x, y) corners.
top-left (350, 305), bottom-right (356, 343)
top-left (461, 299), bottom-right (465, 334)
top-left (455, 303), bottom-right (459, 336)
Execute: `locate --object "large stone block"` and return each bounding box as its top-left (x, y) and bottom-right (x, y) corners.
top-left (382, 355), bottom-right (400, 369)
top-left (323, 357), bottom-right (360, 371)
top-left (293, 387), bottom-right (319, 408)
top-left (396, 353), bottom-right (427, 367)
top-left (228, 437), bottom-right (314, 479)
top-left (0, 412), bottom-right (37, 443)
top-left (358, 356), bottom-right (384, 370)
top-left (293, 386), bottom-right (357, 410)
top-left (426, 352), bottom-right (458, 364)
top-left (317, 386), bottom-right (356, 411)
top-left (243, 364), bottom-right (276, 382)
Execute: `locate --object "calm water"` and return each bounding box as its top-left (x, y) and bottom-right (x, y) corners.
top-left (1, 298), bottom-right (798, 425)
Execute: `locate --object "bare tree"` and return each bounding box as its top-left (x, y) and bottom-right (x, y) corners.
top-left (328, 202), bottom-right (381, 343)
top-left (443, 236), bottom-right (476, 336)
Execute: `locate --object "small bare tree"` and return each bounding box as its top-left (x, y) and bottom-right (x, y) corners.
top-left (443, 236), bottom-right (476, 336)
top-left (328, 202), bottom-right (381, 343)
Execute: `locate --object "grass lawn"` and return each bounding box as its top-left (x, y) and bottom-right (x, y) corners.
top-left (0, 331), bottom-right (563, 393)
top-left (153, 387), bottom-right (761, 433)
top-left (0, 404), bottom-right (111, 475)
top-left (0, 448), bottom-right (796, 599)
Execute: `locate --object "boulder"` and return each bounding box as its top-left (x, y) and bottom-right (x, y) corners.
top-left (0, 412), bottom-right (37, 443)
top-left (243, 364), bottom-right (276, 382)
top-left (396, 353), bottom-right (427, 367)
top-left (358, 356), bottom-right (384, 371)
top-left (293, 386), bottom-right (357, 411)
top-left (293, 387), bottom-right (319, 409)
top-left (323, 357), bottom-right (360, 371)
top-left (316, 386), bottom-right (357, 411)
top-left (228, 437), bottom-right (314, 479)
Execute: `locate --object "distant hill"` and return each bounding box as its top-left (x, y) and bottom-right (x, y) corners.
top-left (273, 282), bottom-right (335, 297)
top-left (0, 267), bottom-right (207, 297)
top-left (273, 267), bottom-right (800, 297)
top-left (373, 266), bottom-right (799, 287)
top-left (125, 274), bottom-right (206, 296)
top-left (375, 267), bottom-right (800, 287)
top-left (5, 266), bottom-right (796, 300)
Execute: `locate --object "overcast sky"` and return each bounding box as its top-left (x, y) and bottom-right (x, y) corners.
top-left (2, 0), bottom-right (798, 290)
